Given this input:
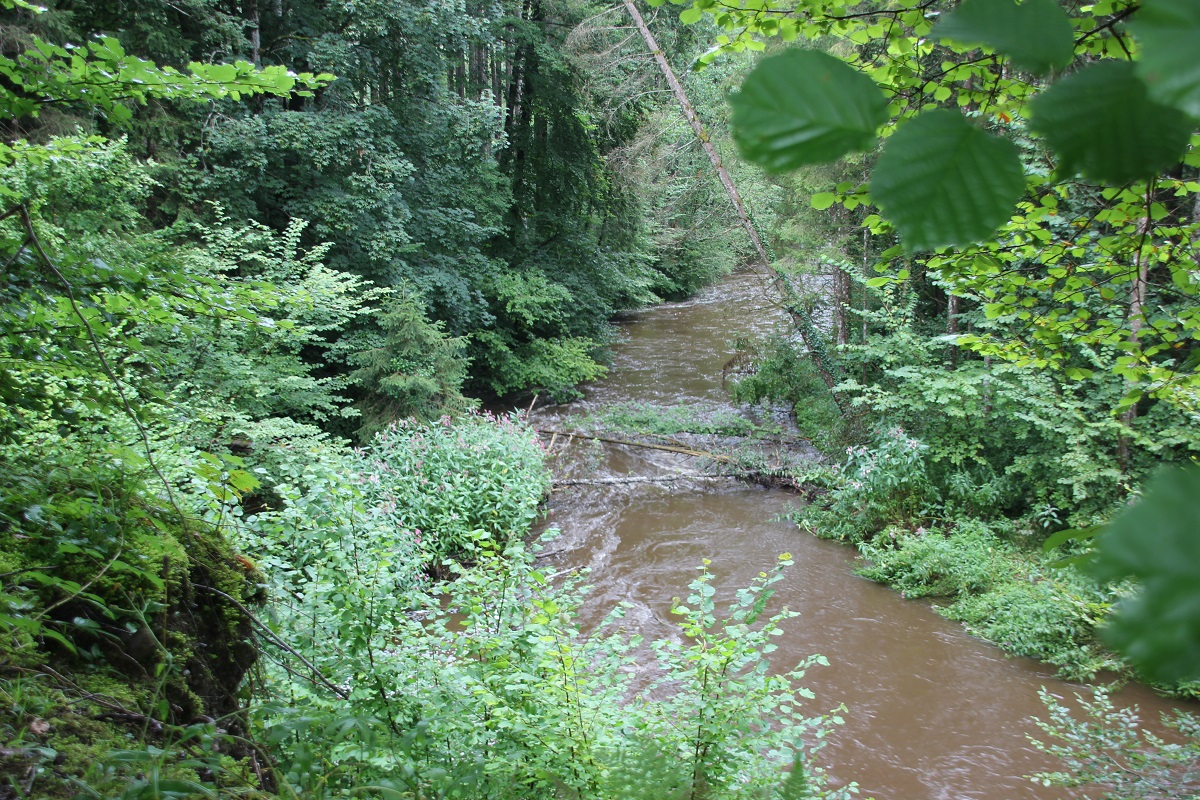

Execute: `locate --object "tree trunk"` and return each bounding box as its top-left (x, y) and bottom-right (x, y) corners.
top-left (1118, 187), bottom-right (1156, 470)
top-left (470, 43), bottom-right (489, 99)
top-left (860, 227), bottom-right (869, 345)
top-left (249, 0), bottom-right (261, 66)
top-left (833, 261), bottom-right (849, 347)
top-left (620, 0), bottom-right (842, 410)
top-left (1118, 239), bottom-right (1151, 470)
top-left (946, 293), bottom-right (959, 370)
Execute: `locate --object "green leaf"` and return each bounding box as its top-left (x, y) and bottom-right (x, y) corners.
top-left (810, 192), bottom-right (837, 210)
top-left (1086, 465), bottom-right (1200, 683)
top-left (934, 0), bottom-right (1074, 75)
top-left (870, 110), bottom-right (1025, 251)
top-left (1029, 60), bottom-right (1193, 184)
top-left (679, 6), bottom-right (704, 24)
top-left (1131, 0), bottom-right (1200, 118)
top-left (730, 49), bottom-right (888, 172)
top-left (1042, 525), bottom-right (1101, 553)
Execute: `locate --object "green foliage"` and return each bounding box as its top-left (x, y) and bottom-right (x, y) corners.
top-left (715, 0), bottom-right (1198, 252)
top-left (583, 401), bottom-right (783, 438)
top-left (242, 512), bottom-right (855, 800)
top-left (0, 33), bottom-right (327, 124)
top-left (678, 0), bottom-right (1200, 415)
top-left (1084, 465), bottom-right (1200, 683)
top-left (475, 332), bottom-right (609, 401)
top-left (941, 567), bottom-right (1119, 679)
top-left (1132, 0), bottom-right (1200, 118)
top-left (870, 110), bottom-right (1025, 250)
top-left (363, 413), bottom-right (550, 562)
top-left (219, 404), bottom-right (854, 798)
top-left (0, 3), bottom-right (864, 798)
top-left (349, 290), bottom-right (474, 440)
top-left (729, 49), bottom-right (887, 172)
top-left (934, 0), bottom-right (1074, 75)
top-left (1030, 687), bottom-right (1200, 798)
top-left (729, 335), bottom-right (847, 449)
top-left (640, 555), bottom-right (851, 799)
top-left (0, 672), bottom-right (258, 800)
top-left (0, 12), bottom-right (329, 170)
top-left (1028, 61), bottom-right (1193, 184)
top-left (0, 428), bottom-right (268, 796)
top-left (799, 425), bottom-right (934, 543)
top-left (858, 522), bottom-right (1009, 599)
top-left (164, 213), bottom-right (373, 425)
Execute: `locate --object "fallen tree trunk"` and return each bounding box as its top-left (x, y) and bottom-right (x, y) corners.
top-left (537, 428), bottom-right (734, 461)
top-left (619, 0), bottom-right (844, 413)
top-left (553, 474), bottom-right (734, 486)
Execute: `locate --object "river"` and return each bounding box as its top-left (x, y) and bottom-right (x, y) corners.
top-left (528, 272), bottom-right (1189, 800)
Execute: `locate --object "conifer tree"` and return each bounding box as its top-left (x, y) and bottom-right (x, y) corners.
top-left (349, 290), bottom-right (473, 440)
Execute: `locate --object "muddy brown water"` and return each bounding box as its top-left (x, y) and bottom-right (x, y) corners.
top-left (527, 272), bottom-right (1191, 800)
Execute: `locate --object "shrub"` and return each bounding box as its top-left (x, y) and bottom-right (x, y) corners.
top-left (364, 412), bottom-right (550, 562)
top-left (798, 425), bottom-right (935, 543)
top-left (1030, 687), bottom-right (1200, 798)
top-left (857, 521), bottom-right (1010, 599)
top-left (941, 573), bottom-right (1120, 680)
top-left (249, 543), bottom-right (859, 800)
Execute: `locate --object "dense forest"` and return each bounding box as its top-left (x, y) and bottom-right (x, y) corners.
top-left (1, 0), bottom-right (1198, 797)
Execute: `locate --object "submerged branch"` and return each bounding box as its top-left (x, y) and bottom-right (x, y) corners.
top-left (553, 474), bottom-right (736, 486)
top-left (537, 428), bottom-right (734, 461)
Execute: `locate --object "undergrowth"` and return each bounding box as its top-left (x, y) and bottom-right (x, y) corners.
top-left (3, 412), bottom-right (859, 799)
top-left (788, 424), bottom-right (1161, 687)
top-left (580, 401), bottom-right (785, 440)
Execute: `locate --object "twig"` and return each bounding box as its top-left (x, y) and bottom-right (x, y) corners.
top-left (192, 584), bottom-right (349, 700)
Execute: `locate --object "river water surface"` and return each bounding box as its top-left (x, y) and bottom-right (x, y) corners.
top-left (529, 272), bottom-right (1188, 800)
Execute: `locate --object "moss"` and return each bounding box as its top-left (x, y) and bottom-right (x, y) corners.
top-left (0, 667), bottom-right (267, 799)
top-left (0, 446), bottom-right (268, 797)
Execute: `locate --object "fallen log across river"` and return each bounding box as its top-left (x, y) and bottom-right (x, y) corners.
top-left (536, 427), bottom-right (734, 462)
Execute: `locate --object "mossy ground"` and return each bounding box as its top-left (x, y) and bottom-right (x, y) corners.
top-left (0, 463), bottom-right (266, 798)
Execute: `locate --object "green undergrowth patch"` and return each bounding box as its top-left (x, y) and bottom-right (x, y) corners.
top-left (221, 412), bottom-right (859, 799)
top-left (239, 411), bottom-right (550, 574)
top-left (0, 433), bottom-right (267, 797)
top-left (728, 337), bottom-right (848, 452)
top-left (241, 533), bottom-right (858, 800)
top-left (0, 670), bottom-right (260, 800)
top-left (582, 401), bottom-right (784, 440)
top-left (4, 409), bottom-right (861, 799)
top-left (792, 426), bottom-right (1137, 686)
top-left (855, 519), bottom-right (1122, 679)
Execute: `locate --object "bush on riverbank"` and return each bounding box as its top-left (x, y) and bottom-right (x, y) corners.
top-left (1030, 687), bottom-right (1200, 798)
top-left (730, 298), bottom-right (1197, 693)
top-left (244, 528), bottom-right (857, 800)
top-left (855, 519), bottom-right (1122, 678)
top-left (786, 422), bottom-right (1178, 688)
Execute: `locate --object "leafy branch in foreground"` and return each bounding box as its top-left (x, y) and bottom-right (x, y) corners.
top-left (0, 0), bottom-right (332, 174)
top-left (653, 0), bottom-right (1200, 419)
top-left (1030, 686), bottom-right (1200, 799)
top-left (694, 0), bottom-right (1200, 249)
top-left (1078, 465), bottom-right (1200, 684)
